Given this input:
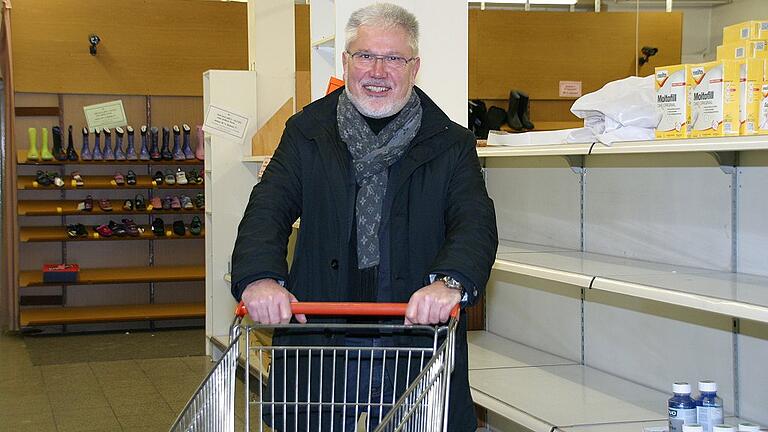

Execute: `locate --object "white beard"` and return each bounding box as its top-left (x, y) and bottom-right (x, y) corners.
top-left (345, 86), bottom-right (413, 118)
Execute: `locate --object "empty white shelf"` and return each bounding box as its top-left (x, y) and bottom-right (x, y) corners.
top-left (242, 155), bottom-right (270, 163)
top-left (556, 417), bottom-right (750, 431)
top-left (493, 241), bottom-right (768, 323)
top-left (311, 35), bottom-right (335, 48)
top-left (476, 143), bottom-right (591, 158)
top-left (471, 365), bottom-right (666, 431)
top-left (468, 331), bottom-right (575, 370)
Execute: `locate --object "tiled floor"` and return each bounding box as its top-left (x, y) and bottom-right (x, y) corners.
top-left (0, 330), bottom-right (214, 432)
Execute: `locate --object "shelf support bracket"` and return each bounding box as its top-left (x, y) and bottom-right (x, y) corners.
top-left (708, 151), bottom-right (738, 175)
top-left (562, 155), bottom-right (584, 174)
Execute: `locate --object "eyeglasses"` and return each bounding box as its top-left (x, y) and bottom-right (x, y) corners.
top-left (346, 51), bottom-right (417, 69)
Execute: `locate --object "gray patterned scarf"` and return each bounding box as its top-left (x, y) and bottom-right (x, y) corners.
top-left (337, 90), bottom-right (422, 269)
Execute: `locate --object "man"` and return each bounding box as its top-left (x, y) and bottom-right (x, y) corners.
top-left (231, 3), bottom-right (497, 431)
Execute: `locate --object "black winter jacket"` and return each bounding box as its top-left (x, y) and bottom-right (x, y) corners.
top-left (231, 86), bottom-right (498, 431)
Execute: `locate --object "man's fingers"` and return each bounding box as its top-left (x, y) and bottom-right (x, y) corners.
top-left (405, 296), bottom-right (420, 325)
top-left (287, 293), bottom-right (307, 323)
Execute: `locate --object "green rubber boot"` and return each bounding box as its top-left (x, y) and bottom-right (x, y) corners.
top-left (40, 127), bottom-right (53, 160)
top-left (26, 128), bottom-right (39, 160)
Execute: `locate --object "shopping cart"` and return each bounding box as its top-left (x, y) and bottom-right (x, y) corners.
top-left (170, 301), bottom-right (459, 432)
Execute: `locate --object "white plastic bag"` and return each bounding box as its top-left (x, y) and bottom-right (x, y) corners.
top-left (571, 75), bottom-right (661, 129)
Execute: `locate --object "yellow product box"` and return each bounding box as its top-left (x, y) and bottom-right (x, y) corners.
top-left (723, 20), bottom-right (768, 44)
top-left (655, 64), bottom-right (689, 139)
top-left (738, 59), bottom-right (764, 135)
top-left (717, 40), bottom-right (767, 60)
top-left (688, 60), bottom-right (740, 138)
top-left (760, 60), bottom-right (768, 134)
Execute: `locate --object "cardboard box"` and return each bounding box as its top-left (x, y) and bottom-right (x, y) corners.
top-left (42, 264), bottom-right (80, 283)
top-left (738, 59), bottom-right (764, 135)
top-left (655, 64), bottom-right (689, 139)
top-left (723, 20), bottom-right (768, 44)
top-left (688, 60), bottom-right (740, 138)
top-left (759, 60), bottom-right (768, 134)
top-left (717, 40), bottom-right (768, 60)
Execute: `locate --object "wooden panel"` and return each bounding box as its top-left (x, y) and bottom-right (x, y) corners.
top-left (468, 10), bottom-right (682, 100)
top-left (295, 4), bottom-right (311, 72)
top-left (18, 200), bottom-right (203, 216)
top-left (19, 226), bottom-right (205, 242)
top-left (60, 94), bottom-right (148, 131)
top-left (11, 0), bottom-right (247, 96)
top-left (296, 70), bottom-right (312, 111)
top-left (19, 302), bottom-right (205, 326)
top-left (15, 107), bottom-right (59, 117)
top-left (148, 96), bottom-right (204, 132)
top-left (252, 98), bottom-right (293, 157)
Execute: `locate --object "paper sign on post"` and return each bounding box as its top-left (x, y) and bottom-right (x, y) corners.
top-left (203, 105), bottom-right (250, 143)
top-left (559, 81), bottom-right (583, 98)
top-left (83, 100), bottom-right (128, 131)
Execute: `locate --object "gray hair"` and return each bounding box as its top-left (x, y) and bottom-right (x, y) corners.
top-left (345, 3), bottom-right (419, 56)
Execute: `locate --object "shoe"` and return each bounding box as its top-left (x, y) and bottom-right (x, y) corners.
top-left (162, 196), bottom-right (172, 210)
top-left (164, 169), bottom-right (176, 185)
top-left (75, 224), bottom-right (88, 237)
top-left (125, 126), bottom-right (137, 160)
top-left (66, 125), bottom-right (78, 161)
top-left (171, 195), bottom-right (182, 210)
top-left (150, 196), bottom-right (162, 209)
top-left (150, 127), bottom-right (162, 161)
top-left (114, 127), bottom-right (126, 160)
top-left (113, 171), bottom-right (125, 186)
top-left (40, 128), bottom-right (54, 161)
top-left (506, 90), bottom-right (524, 131)
top-left (122, 218), bottom-right (140, 237)
top-left (193, 192), bottom-right (205, 209)
top-left (108, 220), bottom-right (127, 237)
top-left (189, 216), bottom-right (202, 235)
top-left (517, 90), bottom-right (535, 130)
top-left (195, 125), bottom-right (205, 160)
top-left (76, 201), bottom-right (86, 211)
top-left (94, 224), bottom-right (113, 237)
top-left (188, 169), bottom-right (203, 184)
top-left (27, 128), bottom-right (39, 160)
top-left (84, 195), bottom-right (94, 211)
top-left (66, 224), bottom-right (79, 238)
top-left (153, 171), bottom-right (164, 185)
top-left (151, 218), bottom-right (165, 236)
top-left (35, 170), bottom-right (52, 186)
top-left (175, 168), bottom-right (188, 185)
top-left (92, 128), bottom-right (103, 160)
top-left (99, 198), bottom-right (113, 212)
top-left (172, 220), bottom-right (186, 236)
top-left (102, 128), bottom-right (115, 160)
top-left (134, 194), bottom-right (147, 211)
top-left (180, 194), bottom-right (193, 209)
top-left (123, 199), bottom-right (134, 211)
top-left (52, 126), bottom-right (67, 161)
top-left (80, 128), bottom-right (92, 161)
top-left (52, 174), bottom-right (64, 187)
top-left (126, 170), bottom-right (137, 186)
top-left (139, 126), bottom-right (151, 161)
top-left (172, 125), bottom-right (185, 160)
top-left (182, 124), bottom-right (194, 159)
top-left (72, 171), bottom-right (84, 187)
top-left (161, 127), bottom-right (173, 160)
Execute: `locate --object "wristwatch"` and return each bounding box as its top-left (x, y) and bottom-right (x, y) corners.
top-left (436, 274), bottom-right (469, 307)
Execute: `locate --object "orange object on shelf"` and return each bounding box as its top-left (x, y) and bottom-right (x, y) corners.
top-left (326, 77), bottom-right (344, 95)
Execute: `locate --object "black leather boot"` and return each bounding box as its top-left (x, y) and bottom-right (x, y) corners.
top-left (52, 126), bottom-right (68, 161)
top-left (150, 127), bottom-right (161, 161)
top-left (506, 91), bottom-right (524, 131)
top-left (517, 91), bottom-right (535, 130)
top-left (485, 106), bottom-right (507, 132)
top-left (161, 127), bottom-right (173, 160)
top-left (66, 125), bottom-right (78, 161)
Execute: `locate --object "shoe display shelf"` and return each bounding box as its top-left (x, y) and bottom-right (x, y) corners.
top-left (18, 200), bottom-right (204, 216)
top-left (17, 147), bottom-right (206, 329)
top-left (472, 135), bottom-right (768, 429)
top-left (17, 175), bottom-right (204, 190)
top-left (17, 149), bottom-right (204, 165)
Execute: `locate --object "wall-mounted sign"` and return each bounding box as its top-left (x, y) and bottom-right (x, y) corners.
top-left (559, 81), bottom-right (583, 98)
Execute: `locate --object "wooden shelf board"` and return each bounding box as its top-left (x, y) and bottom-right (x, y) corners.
top-left (17, 150), bottom-right (204, 166)
top-left (18, 200), bottom-right (204, 216)
top-left (20, 302), bottom-right (205, 326)
top-left (18, 176), bottom-right (204, 190)
top-left (20, 226), bottom-right (205, 242)
top-left (19, 265), bottom-right (205, 287)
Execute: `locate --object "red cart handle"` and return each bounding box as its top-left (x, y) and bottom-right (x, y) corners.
top-left (236, 301), bottom-right (459, 319)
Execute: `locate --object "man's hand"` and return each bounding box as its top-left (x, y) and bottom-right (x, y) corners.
top-left (241, 279), bottom-right (307, 324)
top-left (404, 281), bottom-right (461, 325)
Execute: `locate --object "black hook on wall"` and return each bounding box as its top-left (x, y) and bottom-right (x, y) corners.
top-left (638, 46), bottom-right (658, 67)
top-left (89, 34), bottom-right (101, 56)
